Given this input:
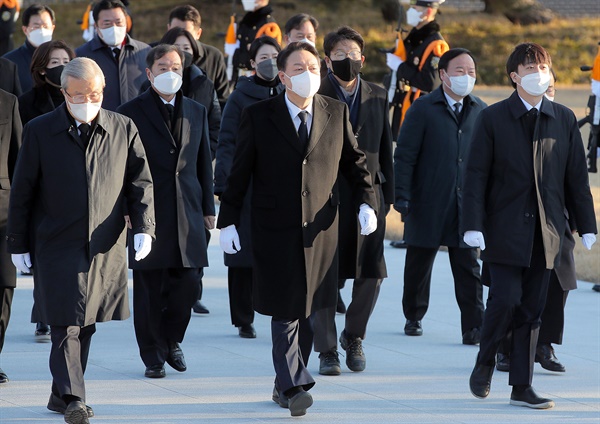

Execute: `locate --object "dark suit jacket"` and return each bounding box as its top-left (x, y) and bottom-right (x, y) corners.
top-left (319, 76), bottom-right (394, 279)
top-left (76, 34), bottom-right (150, 111)
top-left (0, 56), bottom-right (21, 97)
top-left (2, 40), bottom-right (34, 94)
top-left (461, 91), bottom-right (597, 269)
top-left (217, 93), bottom-right (377, 319)
top-left (0, 89), bottom-right (21, 288)
top-left (118, 88), bottom-right (215, 269)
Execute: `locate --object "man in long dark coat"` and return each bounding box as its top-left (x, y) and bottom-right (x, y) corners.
top-left (313, 26), bottom-right (394, 376)
top-left (462, 43), bottom-right (597, 410)
top-left (217, 42), bottom-right (377, 417)
top-left (6, 57), bottom-right (155, 424)
top-left (394, 48), bottom-right (485, 343)
top-left (0, 88), bottom-right (21, 385)
top-left (118, 44), bottom-right (215, 379)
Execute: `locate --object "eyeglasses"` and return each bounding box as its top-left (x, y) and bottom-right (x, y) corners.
top-left (330, 50), bottom-right (362, 61)
top-left (64, 90), bottom-right (103, 104)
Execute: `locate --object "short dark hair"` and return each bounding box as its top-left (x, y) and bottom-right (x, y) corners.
top-left (146, 44), bottom-right (184, 69)
top-left (248, 36), bottom-right (281, 61)
top-left (506, 42), bottom-right (552, 88)
top-left (284, 13), bottom-right (318, 36)
top-left (30, 40), bottom-right (75, 87)
top-left (160, 27), bottom-right (199, 63)
top-left (276, 42), bottom-right (320, 71)
top-left (438, 48), bottom-right (476, 77)
top-left (168, 5), bottom-right (201, 29)
top-left (323, 26), bottom-right (364, 57)
top-left (93, 0), bottom-right (128, 23)
top-left (22, 4), bottom-right (55, 27)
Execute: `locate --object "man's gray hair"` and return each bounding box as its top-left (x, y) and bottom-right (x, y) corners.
top-left (61, 57), bottom-right (106, 89)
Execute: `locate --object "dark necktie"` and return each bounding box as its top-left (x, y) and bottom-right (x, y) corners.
top-left (165, 103), bottom-right (175, 124)
top-left (298, 111), bottom-right (309, 145)
top-left (78, 123), bottom-right (90, 147)
top-left (453, 102), bottom-right (461, 118)
top-left (527, 107), bottom-right (538, 140)
top-left (112, 47), bottom-right (120, 62)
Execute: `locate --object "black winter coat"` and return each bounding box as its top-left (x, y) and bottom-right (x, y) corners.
top-left (461, 92), bottom-right (597, 269)
top-left (18, 84), bottom-right (64, 126)
top-left (2, 40), bottom-right (34, 93)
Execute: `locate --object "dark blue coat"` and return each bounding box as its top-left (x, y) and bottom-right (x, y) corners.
top-left (395, 86), bottom-right (487, 248)
top-left (76, 34), bottom-right (150, 111)
top-left (2, 40), bottom-right (35, 93)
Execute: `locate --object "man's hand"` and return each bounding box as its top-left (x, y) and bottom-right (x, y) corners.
top-left (394, 200), bottom-right (410, 217)
top-left (463, 230), bottom-right (486, 251)
top-left (204, 215), bottom-right (216, 230)
top-left (220, 224), bottom-right (241, 254)
top-left (358, 203), bottom-right (377, 235)
top-left (11, 253), bottom-right (32, 274)
top-left (133, 233), bottom-right (152, 261)
top-left (386, 52), bottom-right (403, 71)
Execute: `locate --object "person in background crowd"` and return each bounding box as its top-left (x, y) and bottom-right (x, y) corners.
top-left (0, 0), bottom-right (19, 56)
top-left (312, 26), bottom-right (393, 376)
top-left (118, 44), bottom-right (215, 380)
top-left (463, 42), bottom-right (597, 410)
top-left (165, 4), bottom-right (229, 109)
top-left (2, 3), bottom-right (55, 93)
top-left (0, 87), bottom-right (22, 385)
top-left (214, 35), bottom-right (284, 340)
top-left (217, 42), bottom-right (377, 416)
top-left (7, 57), bottom-right (155, 424)
top-left (394, 48), bottom-right (485, 343)
top-left (0, 56), bottom-right (21, 96)
top-left (75, 0), bottom-right (150, 111)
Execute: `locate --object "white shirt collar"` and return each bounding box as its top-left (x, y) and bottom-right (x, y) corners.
top-left (518, 94), bottom-right (542, 111)
top-left (284, 92), bottom-right (313, 121)
top-left (159, 95), bottom-right (176, 107)
top-left (443, 90), bottom-right (463, 109)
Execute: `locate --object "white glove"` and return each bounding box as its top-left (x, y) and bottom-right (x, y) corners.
top-left (12, 253), bottom-right (32, 274)
top-left (386, 53), bottom-right (403, 71)
top-left (220, 224), bottom-right (241, 254)
top-left (134, 233), bottom-right (152, 261)
top-left (582, 233), bottom-right (596, 250)
top-left (224, 40), bottom-right (240, 58)
top-left (358, 203), bottom-right (377, 236)
top-left (463, 230), bottom-right (486, 251)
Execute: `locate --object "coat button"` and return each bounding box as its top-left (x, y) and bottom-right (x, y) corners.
top-left (458, 158), bottom-right (463, 162)
top-left (303, 222), bottom-right (308, 227)
top-left (170, 149), bottom-right (175, 154)
top-left (525, 213), bottom-right (530, 217)
top-left (303, 159), bottom-right (307, 165)
top-left (302, 190), bottom-right (308, 197)
top-left (175, 171), bottom-right (179, 176)
top-left (458, 129), bottom-right (462, 134)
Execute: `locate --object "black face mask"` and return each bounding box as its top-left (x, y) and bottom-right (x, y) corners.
top-left (183, 51), bottom-right (194, 68)
top-left (44, 65), bottom-right (64, 87)
top-left (330, 57), bottom-right (362, 82)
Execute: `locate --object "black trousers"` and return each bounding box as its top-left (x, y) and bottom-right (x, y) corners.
top-left (312, 278), bottom-right (382, 353)
top-left (538, 270), bottom-right (568, 345)
top-left (403, 246), bottom-right (484, 334)
top-left (0, 287), bottom-right (13, 353)
top-left (477, 228), bottom-right (551, 386)
top-left (133, 268), bottom-right (200, 367)
top-left (272, 317), bottom-right (315, 394)
top-left (49, 324), bottom-right (96, 402)
top-left (227, 267), bottom-right (254, 327)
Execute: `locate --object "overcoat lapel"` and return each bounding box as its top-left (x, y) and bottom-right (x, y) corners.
top-left (139, 89), bottom-right (176, 147)
top-left (305, 94), bottom-right (331, 156)
top-left (353, 81), bottom-right (372, 136)
top-left (269, 93), bottom-right (305, 155)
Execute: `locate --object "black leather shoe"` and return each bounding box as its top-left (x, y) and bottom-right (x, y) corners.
top-left (510, 386), bottom-right (555, 409)
top-left (238, 323), bottom-right (257, 339)
top-left (469, 363), bottom-right (494, 399)
top-left (287, 388), bottom-right (313, 417)
top-left (144, 364), bottom-right (166, 378)
top-left (272, 385), bottom-right (289, 408)
top-left (340, 330), bottom-right (366, 372)
top-left (166, 341), bottom-right (187, 372)
top-left (593, 284), bottom-right (600, 292)
top-left (35, 322), bottom-right (51, 342)
top-left (0, 368), bottom-right (8, 384)
top-left (390, 240), bottom-right (407, 248)
top-left (64, 400), bottom-right (90, 424)
top-left (192, 300), bottom-right (210, 314)
top-left (318, 350), bottom-right (341, 375)
top-left (404, 319), bottom-right (423, 336)
top-left (336, 290), bottom-right (346, 314)
top-left (47, 393), bottom-right (94, 417)
top-left (462, 328), bottom-right (481, 345)
top-left (535, 343), bottom-right (565, 372)
top-left (496, 353), bottom-right (510, 372)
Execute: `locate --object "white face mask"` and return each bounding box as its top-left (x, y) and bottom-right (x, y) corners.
top-left (516, 71), bottom-right (550, 97)
top-left (151, 71), bottom-right (183, 95)
top-left (67, 101), bottom-right (101, 123)
top-left (284, 70), bottom-right (321, 99)
top-left (27, 27), bottom-right (53, 47)
top-left (99, 25), bottom-right (127, 47)
top-left (298, 38), bottom-right (316, 48)
top-left (241, 0), bottom-right (256, 12)
top-left (444, 73), bottom-right (476, 97)
top-left (406, 8), bottom-right (424, 27)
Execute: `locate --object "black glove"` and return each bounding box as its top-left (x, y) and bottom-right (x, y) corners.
top-left (393, 200), bottom-right (410, 216)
